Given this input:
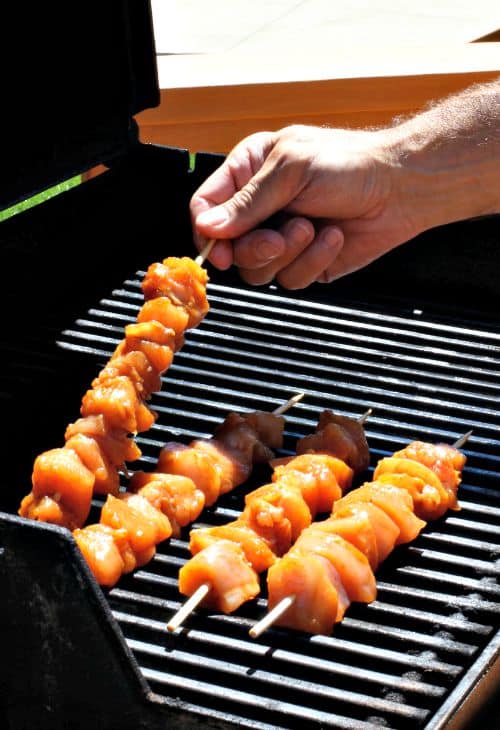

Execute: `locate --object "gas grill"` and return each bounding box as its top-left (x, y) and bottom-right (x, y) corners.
top-left (1, 3), bottom-right (499, 729)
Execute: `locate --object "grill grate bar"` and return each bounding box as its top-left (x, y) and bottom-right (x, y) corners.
top-left (394, 566), bottom-right (500, 597)
top-left (110, 587), bottom-right (478, 661)
top-left (66, 311), bottom-right (500, 390)
top-left (418, 531), bottom-right (500, 555)
top-left (112, 611), bottom-right (447, 699)
top-left (405, 547), bottom-right (500, 577)
top-left (115, 627), bottom-right (435, 725)
top-left (376, 582), bottom-right (500, 615)
top-left (196, 312), bottom-right (500, 372)
top-left (122, 278), bottom-right (500, 348)
top-left (140, 665), bottom-right (387, 730)
top-left (358, 601), bottom-right (491, 635)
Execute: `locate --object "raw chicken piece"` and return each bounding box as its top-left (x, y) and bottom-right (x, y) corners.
top-left (294, 526), bottom-right (377, 603)
top-left (392, 441), bottom-right (464, 509)
top-left (118, 321), bottom-right (176, 373)
top-left (21, 447), bottom-right (95, 527)
top-left (178, 540), bottom-right (260, 613)
top-left (242, 481), bottom-right (312, 555)
top-left (272, 453), bottom-right (349, 512)
top-left (73, 524), bottom-right (126, 587)
top-left (189, 520), bottom-right (277, 573)
top-left (65, 433), bottom-right (120, 496)
top-left (373, 457), bottom-right (451, 518)
top-left (157, 442), bottom-right (221, 506)
top-left (129, 471), bottom-right (205, 537)
top-left (65, 414), bottom-right (142, 468)
top-left (137, 296), bottom-right (189, 350)
top-left (95, 350), bottom-right (161, 400)
top-left (332, 501), bottom-right (400, 564)
top-left (317, 513), bottom-right (379, 570)
top-left (141, 257), bottom-right (209, 328)
top-left (19, 493), bottom-right (78, 531)
top-left (100, 493), bottom-right (171, 553)
top-left (267, 554), bottom-right (349, 634)
top-left (81, 375), bottom-right (156, 434)
top-left (190, 439), bottom-right (247, 494)
top-left (340, 482), bottom-right (426, 544)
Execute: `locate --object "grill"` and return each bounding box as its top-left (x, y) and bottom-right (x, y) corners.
top-left (1, 3), bottom-right (499, 729)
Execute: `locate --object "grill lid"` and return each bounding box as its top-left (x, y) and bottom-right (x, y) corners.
top-left (1, 0), bottom-right (159, 210)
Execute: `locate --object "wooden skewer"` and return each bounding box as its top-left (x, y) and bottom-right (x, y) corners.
top-left (166, 392), bottom-right (305, 632)
top-left (166, 582), bottom-right (211, 632)
top-left (358, 407), bottom-right (372, 425)
top-left (249, 595), bottom-right (296, 639)
top-left (453, 430), bottom-right (473, 449)
top-left (195, 239), bottom-right (216, 266)
top-left (272, 392), bottom-right (305, 415)
top-left (249, 428), bottom-right (473, 640)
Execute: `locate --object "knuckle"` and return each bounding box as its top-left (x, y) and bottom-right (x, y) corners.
top-left (229, 180), bottom-right (260, 215)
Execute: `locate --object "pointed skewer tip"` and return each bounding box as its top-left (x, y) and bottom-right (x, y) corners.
top-left (452, 430), bottom-right (473, 449)
top-left (272, 392), bottom-right (305, 416)
top-left (358, 407), bottom-right (373, 424)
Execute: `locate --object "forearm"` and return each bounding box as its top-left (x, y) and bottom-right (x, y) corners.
top-left (384, 79), bottom-right (500, 233)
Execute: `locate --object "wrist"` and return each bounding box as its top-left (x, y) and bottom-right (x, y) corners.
top-left (379, 88), bottom-right (500, 233)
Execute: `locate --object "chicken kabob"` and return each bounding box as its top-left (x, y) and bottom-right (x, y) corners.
top-left (249, 430), bottom-right (471, 638)
top-left (18, 241), bottom-right (215, 531)
top-left (74, 393), bottom-right (303, 588)
top-left (166, 409), bottom-right (372, 632)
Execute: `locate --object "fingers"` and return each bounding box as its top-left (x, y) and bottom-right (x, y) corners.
top-left (235, 218), bottom-right (313, 286)
top-left (191, 130), bottom-right (311, 245)
top-left (236, 219), bottom-right (344, 289)
top-left (277, 226), bottom-right (344, 289)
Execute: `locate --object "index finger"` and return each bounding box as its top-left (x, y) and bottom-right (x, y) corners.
top-left (190, 132), bottom-right (277, 255)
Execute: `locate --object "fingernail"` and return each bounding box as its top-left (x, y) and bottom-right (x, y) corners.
top-left (291, 220), bottom-right (313, 244)
top-left (197, 206), bottom-right (229, 228)
top-left (321, 227), bottom-right (342, 247)
top-left (256, 239), bottom-right (282, 261)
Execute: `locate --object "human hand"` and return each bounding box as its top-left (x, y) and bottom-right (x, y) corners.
top-left (190, 124), bottom-right (418, 289)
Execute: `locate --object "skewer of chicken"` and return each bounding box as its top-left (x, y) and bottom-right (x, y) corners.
top-left (249, 431), bottom-right (471, 638)
top-left (19, 247), bottom-right (215, 530)
top-left (73, 394), bottom-right (303, 587)
top-left (166, 409), bottom-right (372, 631)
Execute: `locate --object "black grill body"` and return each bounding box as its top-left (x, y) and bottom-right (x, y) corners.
top-left (1, 3), bottom-right (499, 729)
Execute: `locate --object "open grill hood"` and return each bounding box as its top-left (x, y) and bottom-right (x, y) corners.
top-left (1, 1), bottom-right (499, 727)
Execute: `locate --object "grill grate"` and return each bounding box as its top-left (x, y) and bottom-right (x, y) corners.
top-left (56, 269), bottom-right (500, 729)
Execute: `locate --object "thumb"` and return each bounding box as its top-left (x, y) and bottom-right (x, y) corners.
top-left (195, 164), bottom-right (295, 240)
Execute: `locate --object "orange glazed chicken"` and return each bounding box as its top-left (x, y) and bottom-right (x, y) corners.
top-left (175, 411), bottom-right (369, 616)
top-left (259, 437), bottom-right (467, 636)
top-left (74, 407), bottom-right (286, 587)
top-left (19, 257), bottom-right (210, 530)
